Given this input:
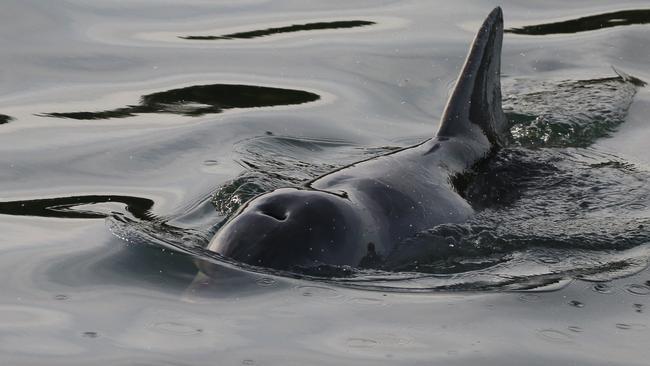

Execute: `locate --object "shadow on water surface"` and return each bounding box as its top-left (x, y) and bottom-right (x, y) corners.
top-left (42, 84), bottom-right (320, 120)
top-left (179, 20), bottom-right (375, 41)
top-left (507, 9), bottom-right (650, 35)
top-left (0, 195), bottom-right (154, 220)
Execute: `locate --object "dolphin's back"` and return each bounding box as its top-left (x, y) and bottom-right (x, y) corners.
top-left (436, 7), bottom-right (507, 149)
top-left (310, 7), bottom-right (509, 259)
top-left (208, 8), bottom-right (511, 270)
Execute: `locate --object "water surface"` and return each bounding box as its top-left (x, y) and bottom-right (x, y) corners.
top-left (1, 0), bottom-right (649, 365)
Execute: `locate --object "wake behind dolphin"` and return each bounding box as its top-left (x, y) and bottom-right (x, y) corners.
top-left (208, 7), bottom-right (508, 270)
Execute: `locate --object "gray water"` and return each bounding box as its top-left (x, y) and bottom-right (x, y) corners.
top-left (1, 0), bottom-right (650, 364)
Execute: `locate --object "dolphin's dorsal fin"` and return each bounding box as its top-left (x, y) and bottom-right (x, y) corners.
top-left (437, 7), bottom-right (507, 147)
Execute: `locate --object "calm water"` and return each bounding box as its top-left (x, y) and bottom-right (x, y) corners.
top-left (1, 0), bottom-right (650, 364)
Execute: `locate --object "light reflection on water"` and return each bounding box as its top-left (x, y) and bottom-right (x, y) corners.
top-left (1, 0), bottom-right (650, 365)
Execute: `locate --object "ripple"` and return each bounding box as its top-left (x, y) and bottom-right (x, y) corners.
top-left (518, 294), bottom-right (542, 303)
top-left (625, 284), bottom-right (650, 296)
top-left (504, 75), bottom-right (642, 148)
top-left (203, 159), bottom-right (220, 166)
top-left (82, 331), bottom-right (99, 338)
top-left (346, 337), bottom-right (379, 348)
top-left (615, 323), bottom-right (647, 331)
top-left (537, 329), bottom-right (573, 343)
top-left (375, 333), bottom-right (413, 347)
top-left (538, 255), bottom-right (561, 264)
top-left (149, 321), bottom-right (203, 336)
top-left (568, 300), bottom-right (585, 308)
top-left (296, 285), bottom-right (342, 299)
top-left (592, 283), bottom-right (613, 294)
top-left (255, 276), bottom-right (277, 287)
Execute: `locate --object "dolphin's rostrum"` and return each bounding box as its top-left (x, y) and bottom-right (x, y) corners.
top-left (208, 7), bottom-right (507, 271)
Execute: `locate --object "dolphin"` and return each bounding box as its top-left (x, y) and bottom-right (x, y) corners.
top-left (207, 7), bottom-right (508, 271)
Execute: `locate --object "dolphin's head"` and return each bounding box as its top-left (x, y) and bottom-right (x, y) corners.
top-left (207, 188), bottom-right (368, 270)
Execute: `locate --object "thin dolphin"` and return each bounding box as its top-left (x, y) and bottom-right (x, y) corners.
top-left (207, 7), bottom-right (508, 271)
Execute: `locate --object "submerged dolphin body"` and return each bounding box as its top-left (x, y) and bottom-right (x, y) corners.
top-left (208, 7), bottom-right (508, 271)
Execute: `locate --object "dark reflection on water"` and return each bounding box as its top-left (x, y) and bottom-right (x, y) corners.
top-left (0, 114), bottom-right (13, 124)
top-left (507, 9), bottom-right (650, 35)
top-left (505, 74), bottom-right (644, 148)
top-left (180, 20), bottom-right (375, 41)
top-left (42, 84), bottom-right (320, 120)
top-left (0, 195), bottom-right (154, 220)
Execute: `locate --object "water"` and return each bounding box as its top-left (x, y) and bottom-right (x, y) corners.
top-left (1, 0), bottom-right (650, 364)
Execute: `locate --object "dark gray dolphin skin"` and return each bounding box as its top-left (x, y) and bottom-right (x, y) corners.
top-left (208, 7), bottom-right (508, 270)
